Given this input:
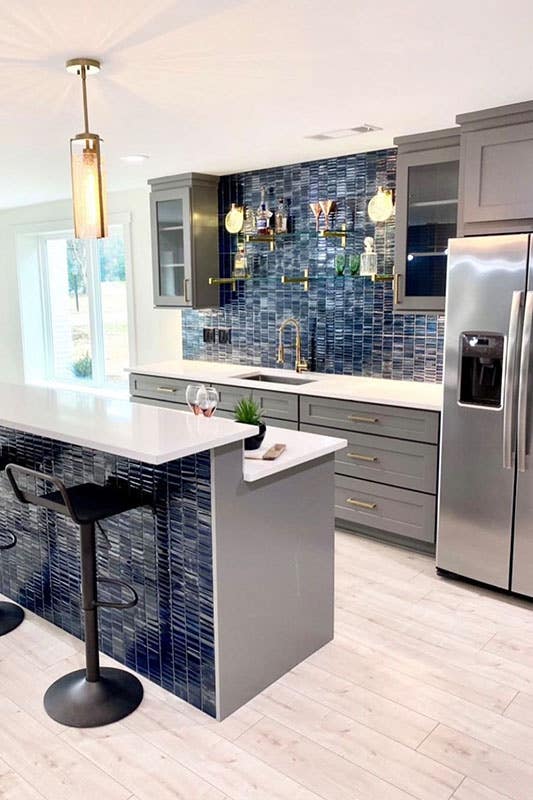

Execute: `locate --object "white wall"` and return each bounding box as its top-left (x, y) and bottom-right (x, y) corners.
top-left (0, 187), bottom-right (182, 385)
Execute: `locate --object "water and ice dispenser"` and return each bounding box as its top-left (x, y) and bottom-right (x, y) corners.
top-left (459, 333), bottom-right (504, 408)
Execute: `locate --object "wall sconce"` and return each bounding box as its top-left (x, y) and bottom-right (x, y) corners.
top-left (367, 186), bottom-right (394, 223)
top-left (66, 57), bottom-right (108, 239)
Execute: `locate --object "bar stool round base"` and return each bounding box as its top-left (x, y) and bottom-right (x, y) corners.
top-left (0, 601), bottom-right (24, 636)
top-left (44, 667), bottom-right (143, 727)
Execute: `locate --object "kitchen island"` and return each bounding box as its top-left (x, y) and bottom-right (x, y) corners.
top-left (0, 383), bottom-right (345, 720)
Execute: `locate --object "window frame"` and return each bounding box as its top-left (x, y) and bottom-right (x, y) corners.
top-left (16, 212), bottom-right (136, 392)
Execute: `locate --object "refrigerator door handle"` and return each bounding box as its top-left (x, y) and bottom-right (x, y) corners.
top-left (517, 291), bottom-right (533, 472)
top-left (503, 290), bottom-right (523, 469)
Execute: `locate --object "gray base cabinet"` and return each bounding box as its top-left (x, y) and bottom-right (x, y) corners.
top-left (130, 373), bottom-right (440, 551)
top-left (301, 395), bottom-right (439, 548)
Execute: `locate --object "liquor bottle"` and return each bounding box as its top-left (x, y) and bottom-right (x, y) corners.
top-left (243, 206), bottom-right (256, 234)
top-left (274, 198), bottom-right (288, 234)
top-left (233, 246), bottom-right (247, 278)
top-left (256, 187), bottom-right (272, 234)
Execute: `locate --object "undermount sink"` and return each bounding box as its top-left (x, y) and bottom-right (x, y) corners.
top-left (239, 373), bottom-right (314, 386)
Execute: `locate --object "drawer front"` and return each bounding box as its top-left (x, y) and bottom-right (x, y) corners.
top-left (300, 396), bottom-right (439, 444)
top-left (301, 423), bottom-right (437, 493)
top-left (335, 476), bottom-right (436, 544)
top-left (212, 383), bottom-right (298, 421)
top-left (217, 410), bottom-right (297, 430)
top-left (129, 373), bottom-right (189, 404)
top-left (212, 384), bottom-right (251, 413)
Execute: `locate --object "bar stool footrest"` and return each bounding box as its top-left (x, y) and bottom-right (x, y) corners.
top-left (0, 532), bottom-right (17, 551)
top-left (43, 667), bottom-right (143, 727)
top-left (0, 601), bottom-right (24, 636)
top-left (96, 577), bottom-right (138, 610)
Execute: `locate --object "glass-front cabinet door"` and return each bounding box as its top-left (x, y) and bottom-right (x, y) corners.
top-left (151, 187), bottom-right (191, 306)
top-left (394, 132), bottom-right (460, 312)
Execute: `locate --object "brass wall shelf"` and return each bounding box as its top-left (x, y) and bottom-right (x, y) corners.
top-left (281, 268), bottom-right (310, 292)
top-left (244, 233), bottom-right (276, 251)
top-left (209, 275), bottom-right (251, 291)
top-left (321, 224), bottom-right (347, 248)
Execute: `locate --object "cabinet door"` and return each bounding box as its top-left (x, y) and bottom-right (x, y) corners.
top-left (151, 187), bottom-right (192, 307)
top-left (461, 122), bottom-right (533, 230)
top-left (395, 146), bottom-right (459, 312)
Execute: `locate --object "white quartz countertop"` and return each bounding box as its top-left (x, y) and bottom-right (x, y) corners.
top-left (243, 427), bottom-right (346, 483)
top-left (128, 360), bottom-right (443, 412)
top-left (0, 382), bottom-right (255, 465)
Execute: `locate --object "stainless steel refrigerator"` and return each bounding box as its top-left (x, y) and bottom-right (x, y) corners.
top-left (437, 233), bottom-right (533, 596)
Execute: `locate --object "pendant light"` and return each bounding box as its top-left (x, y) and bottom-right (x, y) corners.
top-left (367, 186), bottom-right (394, 223)
top-left (66, 58), bottom-right (108, 239)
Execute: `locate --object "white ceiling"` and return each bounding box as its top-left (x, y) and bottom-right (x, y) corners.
top-left (1, 0), bottom-right (531, 209)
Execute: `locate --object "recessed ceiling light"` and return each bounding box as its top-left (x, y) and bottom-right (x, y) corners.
top-left (121, 154), bottom-right (150, 164)
top-left (306, 124), bottom-right (382, 141)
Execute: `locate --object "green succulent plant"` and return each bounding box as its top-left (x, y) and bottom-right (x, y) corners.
top-left (234, 397), bottom-right (263, 426)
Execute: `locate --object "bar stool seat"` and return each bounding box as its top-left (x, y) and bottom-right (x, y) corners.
top-left (41, 482), bottom-right (144, 524)
top-left (6, 464), bottom-right (148, 728)
top-left (0, 451), bottom-right (24, 636)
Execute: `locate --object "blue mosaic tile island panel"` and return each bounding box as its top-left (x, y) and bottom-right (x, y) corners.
top-left (182, 148), bottom-right (444, 382)
top-left (0, 427), bottom-right (216, 717)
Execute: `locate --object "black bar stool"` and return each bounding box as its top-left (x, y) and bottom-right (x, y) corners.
top-left (0, 452), bottom-right (25, 636)
top-left (5, 464), bottom-right (147, 728)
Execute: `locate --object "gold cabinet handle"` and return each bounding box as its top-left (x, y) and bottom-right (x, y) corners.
top-left (347, 453), bottom-right (378, 462)
top-left (348, 415), bottom-right (379, 423)
top-left (346, 498), bottom-right (377, 510)
top-left (157, 386), bottom-right (176, 394)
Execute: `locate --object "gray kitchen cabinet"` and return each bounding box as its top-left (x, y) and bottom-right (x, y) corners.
top-left (300, 395), bottom-right (439, 444)
top-left (335, 476), bottom-right (436, 545)
top-left (129, 373), bottom-right (191, 404)
top-left (300, 423), bottom-right (438, 494)
top-left (393, 128), bottom-right (460, 313)
top-left (130, 371), bottom-right (440, 550)
top-left (212, 383), bottom-right (299, 422)
top-left (456, 101), bottom-right (533, 235)
top-left (149, 172), bottom-right (219, 308)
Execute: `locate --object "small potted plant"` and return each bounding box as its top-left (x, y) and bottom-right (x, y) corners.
top-left (234, 397), bottom-right (266, 451)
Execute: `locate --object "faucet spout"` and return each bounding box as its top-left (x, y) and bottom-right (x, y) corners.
top-left (276, 318), bottom-right (309, 373)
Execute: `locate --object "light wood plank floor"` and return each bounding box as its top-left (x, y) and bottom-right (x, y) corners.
top-left (1, 529), bottom-right (532, 800)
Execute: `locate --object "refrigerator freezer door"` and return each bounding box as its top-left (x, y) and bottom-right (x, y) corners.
top-left (512, 242), bottom-right (533, 596)
top-left (437, 234), bottom-right (530, 588)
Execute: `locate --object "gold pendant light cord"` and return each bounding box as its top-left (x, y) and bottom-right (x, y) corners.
top-left (80, 65), bottom-right (90, 134)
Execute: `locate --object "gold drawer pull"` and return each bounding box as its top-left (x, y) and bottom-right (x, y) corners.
top-left (346, 498), bottom-right (377, 510)
top-left (157, 386), bottom-right (176, 394)
top-left (347, 453), bottom-right (378, 462)
top-left (348, 415), bottom-right (378, 423)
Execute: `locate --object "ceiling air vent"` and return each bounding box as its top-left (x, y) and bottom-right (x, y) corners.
top-left (306, 124), bottom-right (382, 141)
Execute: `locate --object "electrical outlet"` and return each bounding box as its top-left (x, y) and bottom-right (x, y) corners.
top-left (218, 328), bottom-right (232, 345)
top-left (203, 327), bottom-right (216, 343)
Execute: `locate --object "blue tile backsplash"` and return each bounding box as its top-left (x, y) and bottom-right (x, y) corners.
top-left (0, 429), bottom-right (216, 717)
top-left (182, 148), bottom-right (444, 382)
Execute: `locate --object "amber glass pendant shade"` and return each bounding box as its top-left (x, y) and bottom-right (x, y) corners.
top-left (70, 134), bottom-right (108, 239)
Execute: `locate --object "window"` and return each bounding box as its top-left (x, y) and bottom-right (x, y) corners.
top-left (17, 219), bottom-right (133, 391)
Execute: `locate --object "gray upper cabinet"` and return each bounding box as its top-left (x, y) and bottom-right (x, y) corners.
top-left (393, 129), bottom-right (460, 314)
top-left (149, 172), bottom-right (220, 308)
top-left (457, 101), bottom-right (533, 236)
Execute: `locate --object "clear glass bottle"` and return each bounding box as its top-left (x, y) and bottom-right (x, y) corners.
top-left (243, 206), bottom-right (256, 234)
top-left (256, 187), bottom-right (272, 234)
top-left (275, 198), bottom-right (288, 234)
top-left (233, 246), bottom-right (247, 278)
